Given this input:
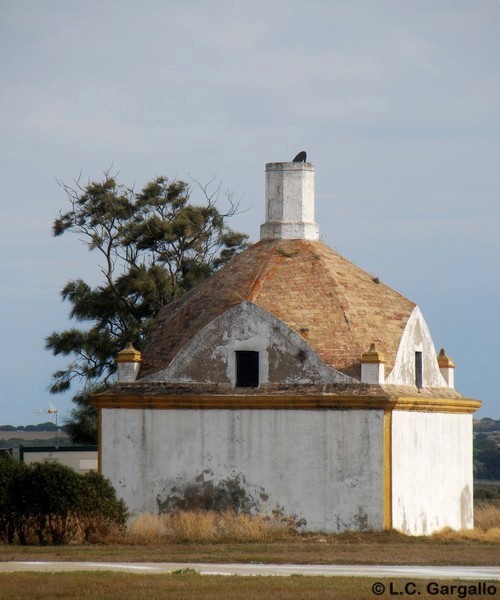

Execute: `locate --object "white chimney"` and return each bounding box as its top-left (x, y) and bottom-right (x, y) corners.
top-left (437, 348), bottom-right (455, 388)
top-left (360, 343), bottom-right (386, 384)
top-left (260, 162), bottom-right (319, 241)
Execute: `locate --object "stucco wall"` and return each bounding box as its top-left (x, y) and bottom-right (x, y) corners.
top-left (391, 411), bottom-right (473, 535)
top-left (101, 408), bottom-right (384, 532)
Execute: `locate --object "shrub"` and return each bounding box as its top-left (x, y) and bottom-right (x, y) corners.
top-left (0, 454), bottom-right (29, 543)
top-left (28, 461), bottom-right (83, 544)
top-left (79, 470), bottom-right (127, 541)
top-left (0, 456), bottom-right (127, 545)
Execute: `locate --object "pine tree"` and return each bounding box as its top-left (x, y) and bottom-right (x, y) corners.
top-left (47, 173), bottom-right (249, 443)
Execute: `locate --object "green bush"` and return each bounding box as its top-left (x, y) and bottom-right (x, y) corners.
top-left (79, 470), bottom-right (127, 541)
top-left (0, 455), bottom-right (127, 545)
top-left (28, 461), bottom-right (83, 544)
top-left (0, 455), bottom-right (29, 543)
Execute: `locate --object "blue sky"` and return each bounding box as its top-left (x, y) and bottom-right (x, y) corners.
top-left (0, 0), bottom-right (499, 425)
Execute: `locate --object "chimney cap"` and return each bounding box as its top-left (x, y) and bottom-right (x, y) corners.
top-left (265, 161), bottom-right (313, 171)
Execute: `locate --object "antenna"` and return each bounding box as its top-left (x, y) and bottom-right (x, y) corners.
top-left (34, 404), bottom-right (59, 446)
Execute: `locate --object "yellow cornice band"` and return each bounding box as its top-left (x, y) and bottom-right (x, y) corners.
top-left (92, 393), bottom-right (481, 414)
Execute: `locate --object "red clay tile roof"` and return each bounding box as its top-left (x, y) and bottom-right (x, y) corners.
top-left (139, 239), bottom-right (416, 379)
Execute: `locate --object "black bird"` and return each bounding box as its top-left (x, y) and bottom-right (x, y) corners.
top-left (292, 151), bottom-right (307, 163)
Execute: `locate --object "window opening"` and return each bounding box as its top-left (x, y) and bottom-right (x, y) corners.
top-left (236, 351), bottom-right (259, 387)
top-left (415, 351), bottom-right (423, 389)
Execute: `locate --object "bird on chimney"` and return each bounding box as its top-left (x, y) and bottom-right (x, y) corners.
top-left (292, 151), bottom-right (307, 163)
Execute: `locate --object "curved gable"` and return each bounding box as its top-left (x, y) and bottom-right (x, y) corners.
top-left (385, 307), bottom-right (447, 387)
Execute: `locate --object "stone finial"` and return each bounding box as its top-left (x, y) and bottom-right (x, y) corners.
top-left (117, 342), bottom-right (142, 383)
top-left (260, 162), bottom-right (319, 241)
top-left (360, 343), bottom-right (385, 384)
top-left (361, 343), bottom-right (386, 364)
top-left (437, 348), bottom-right (455, 388)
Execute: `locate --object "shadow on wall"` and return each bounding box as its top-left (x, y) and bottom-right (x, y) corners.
top-left (461, 484), bottom-right (472, 529)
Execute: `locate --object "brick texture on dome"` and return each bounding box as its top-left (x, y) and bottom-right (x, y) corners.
top-left (139, 239), bottom-right (415, 379)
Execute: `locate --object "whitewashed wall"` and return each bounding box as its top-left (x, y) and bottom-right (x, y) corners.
top-left (101, 408), bottom-right (384, 532)
top-left (385, 307), bottom-right (448, 387)
top-left (391, 411), bottom-right (473, 535)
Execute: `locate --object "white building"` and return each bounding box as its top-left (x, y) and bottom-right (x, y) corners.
top-left (94, 160), bottom-right (480, 535)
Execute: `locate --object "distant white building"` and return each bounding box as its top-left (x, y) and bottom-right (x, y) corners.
top-left (94, 160), bottom-right (480, 535)
top-left (20, 446), bottom-right (98, 474)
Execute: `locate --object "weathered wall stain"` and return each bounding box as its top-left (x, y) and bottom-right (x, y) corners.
top-left (156, 470), bottom-right (268, 514)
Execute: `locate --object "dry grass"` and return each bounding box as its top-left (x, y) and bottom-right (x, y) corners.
top-left (430, 502), bottom-right (500, 543)
top-left (2, 505), bottom-right (499, 568)
top-left (0, 573), bottom-right (495, 600)
top-left (475, 502), bottom-right (500, 531)
top-left (433, 528), bottom-right (500, 543)
top-left (127, 504), bottom-right (500, 545)
top-left (128, 510), bottom-right (300, 543)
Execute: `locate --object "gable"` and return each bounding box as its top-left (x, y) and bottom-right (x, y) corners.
top-left (139, 239), bottom-right (416, 380)
top-left (385, 307), bottom-right (447, 387)
top-left (144, 301), bottom-right (356, 386)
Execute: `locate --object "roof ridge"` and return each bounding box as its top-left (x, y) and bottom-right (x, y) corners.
top-left (246, 241), bottom-right (280, 302)
top-left (306, 243), bottom-right (358, 345)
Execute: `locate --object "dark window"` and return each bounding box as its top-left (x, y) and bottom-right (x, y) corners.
top-left (415, 351), bottom-right (423, 388)
top-left (236, 351), bottom-right (259, 387)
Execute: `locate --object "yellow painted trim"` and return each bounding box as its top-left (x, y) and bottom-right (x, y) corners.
top-left (383, 410), bottom-right (392, 530)
top-left (92, 393), bottom-right (481, 414)
top-left (117, 342), bottom-right (142, 363)
top-left (437, 348), bottom-right (455, 369)
top-left (389, 397), bottom-right (480, 414)
top-left (361, 343), bottom-right (386, 364)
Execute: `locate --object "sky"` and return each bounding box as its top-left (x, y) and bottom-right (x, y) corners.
top-left (0, 0), bottom-right (499, 426)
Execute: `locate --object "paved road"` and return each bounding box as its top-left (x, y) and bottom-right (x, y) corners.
top-left (0, 562), bottom-right (499, 580)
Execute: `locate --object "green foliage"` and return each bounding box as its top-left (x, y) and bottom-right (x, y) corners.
top-left (0, 455), bottom-right (28, 543)
top-left (79, 470), bottom-right (128, 540)
top-left (0, 457), bottom-right (127, 545)
top-left (474, 483), bottom-right (500, 503)
top-left (29, 462), bottom-right (83, 544)
top-left (63, 388), bottom-right (99, 445)
top-left (47, 172), bottom-right (249, 441)
top-left (474, 433), bottom-right (500, 481)
top-left (474, 418), bottom-right (500, 433)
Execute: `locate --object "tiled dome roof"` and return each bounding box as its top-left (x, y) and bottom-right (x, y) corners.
top-left (139, 238), bottom-right (415, 380)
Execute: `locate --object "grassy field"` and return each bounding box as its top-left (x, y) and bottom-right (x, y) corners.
top-left (1, 507), bottom-right (498, 599)
top-left (1, 531), bottom-right (499, 566)
top-left (0, 573), bottom-right (498, 600)
top-left (0, 431), bottom-right (70, 442)
top-left (1, 505), bottom-right (499, 565)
